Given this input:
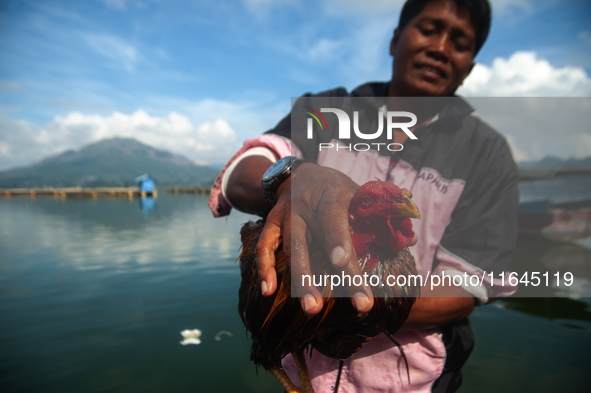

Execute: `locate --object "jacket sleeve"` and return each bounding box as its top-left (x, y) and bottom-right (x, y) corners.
top-left (207, 134), bottom-right (294, 217)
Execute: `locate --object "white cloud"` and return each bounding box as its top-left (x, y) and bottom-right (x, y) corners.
top-left (467, 98), bottom-right (591, 163)
top-left (252, 0), bottom-right (537, 18)
top-left (580, 31), bottom-right (591, 47)
top-left (0, 81), bottom-right (26, 92)
top-left (459, 51), bottom-right (591, 97)
top-left (489, 0), bottom-right (533, 14)
top-left (0, 110), bottom-right (237, 170)
top-left (0, 142), bottom-right (10, 157)
top-left (308, 38), bottom-right (345, 62)
top-left (185, 119), bottom-right (237, 156)
top-left (174, 97), bottom-right (288, 142)
top-left (242, 0), bottom-right (300, 14)
top-left (505, 135), bottom-right (528, 163)
top-left (265, 35), bottom-right (345, 65)
top-left (264, 18), bottom-right (394, 88)
top-left (98, 0), bottom-right (128, 10)
top-left (244, 0), bottom-right (528, 17)
top-left (572, 132), bottom-right (591, 158)
top-left (97, 0), bottom-right (156, 10)
top-left (324, 0), bottom-right (405, 15)
top-left (83, 33), bottom-right (138, 71)
top-left (338, 22), bottom-right (394, 87)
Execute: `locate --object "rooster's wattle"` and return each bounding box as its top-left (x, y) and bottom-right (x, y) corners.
top-left (238, 180), bottom-right (421, 393)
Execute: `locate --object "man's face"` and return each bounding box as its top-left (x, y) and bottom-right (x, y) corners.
top-left (389, 0), bottom-right (477, 97)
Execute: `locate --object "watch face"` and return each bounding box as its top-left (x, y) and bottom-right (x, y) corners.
top-left (263, 157), bottom-right (292, 182)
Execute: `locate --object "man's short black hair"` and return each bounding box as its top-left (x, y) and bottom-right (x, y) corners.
top-left (398, 0), bottom-right (491, 57)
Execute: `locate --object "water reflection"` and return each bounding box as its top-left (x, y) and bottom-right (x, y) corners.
top-left (139, 196), bottom-right (155, 213)
top-left (513, 234), bottom-right (591, 297)
top-left (518, 173), bottom-right (591, 205)
top-left (500, 297), bottom-right (591, 328)
top-left (0, 194), bottom-right (253, 271)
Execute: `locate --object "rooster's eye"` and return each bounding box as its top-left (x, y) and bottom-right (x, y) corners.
top-left (361, 197), bottom-right (371, 206)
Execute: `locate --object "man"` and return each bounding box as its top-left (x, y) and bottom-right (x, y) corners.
top-left (209, 0), bottom-right (518, 391)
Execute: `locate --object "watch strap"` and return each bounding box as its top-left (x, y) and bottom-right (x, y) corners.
top-left (262, 157), bottom-right (315, 206)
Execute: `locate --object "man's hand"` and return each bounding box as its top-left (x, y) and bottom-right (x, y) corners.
top-left (254, 161), bottom-right (375, 315)
top-left (226, 155), bottom-right (422, 316)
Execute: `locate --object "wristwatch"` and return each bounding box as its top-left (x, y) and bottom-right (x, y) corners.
top-left (261, 156), bottom-right (313, 206)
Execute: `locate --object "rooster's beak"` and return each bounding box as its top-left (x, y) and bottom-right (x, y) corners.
top-left (392, 189), bottom-right (421, 219)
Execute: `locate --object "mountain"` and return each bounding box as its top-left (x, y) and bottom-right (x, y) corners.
top-left (0, 138), bottom-right (221, 188)
top-left (519, 156), bottom-right (591, 168)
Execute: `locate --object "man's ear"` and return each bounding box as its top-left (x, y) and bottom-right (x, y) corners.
top-left (460, 61), bottom-right (475, 85)
top-left (389, 28), bottom-right (400, 56)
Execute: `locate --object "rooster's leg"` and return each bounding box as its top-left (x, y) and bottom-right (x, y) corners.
top-left (268, 363), bottom-right (304, 393)
top-left (268, 349), bottom-right (314, 393)
top-left (293, 348), bottom-right (314, 393)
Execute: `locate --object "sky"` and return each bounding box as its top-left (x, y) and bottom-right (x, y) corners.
top-left (0, 0), bottom-right (590, 170)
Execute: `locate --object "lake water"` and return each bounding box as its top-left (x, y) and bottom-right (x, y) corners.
top-left (518, 173), bottom-right (591, 205)
top-left (1, 194), bottom-right (590, 392)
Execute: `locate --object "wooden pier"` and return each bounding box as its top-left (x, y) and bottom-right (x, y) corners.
top-left (0, 187), bottom-right (158, 199)
top-left (163, 188), bottom-right (210, 195)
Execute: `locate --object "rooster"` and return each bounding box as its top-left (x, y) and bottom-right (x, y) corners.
top-left (238, 180), bottom-right (421, 393)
